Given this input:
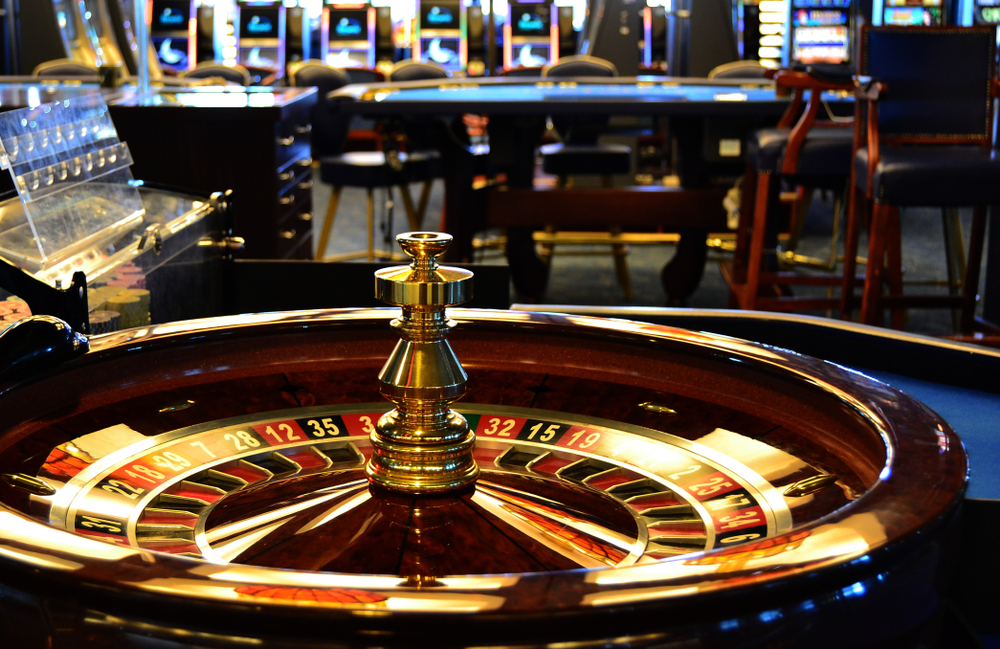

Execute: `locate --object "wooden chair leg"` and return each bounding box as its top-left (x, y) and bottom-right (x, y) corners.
top-left (732, 163), bottom-right (758, 284)
top-left (610, 226), bottom-right (632, 301)
top-left (317, 186), bottom-right (343, 259)
top-left (860, 201), bottom-right (891, 326)
top-left (941, 207), bottom-right (967, 331)
top-left (840, 185), bottom-right (864, 320)
top-left (398, 183), bottom-right (421, 231)
top-left (960, 205), bottom-right (988, 333)
top-left (366, 188), bottom-right (375, 262)
top-left (742, 172), bottom-right (772, 310)
top-left (886, 205), bottom-right (905, 330)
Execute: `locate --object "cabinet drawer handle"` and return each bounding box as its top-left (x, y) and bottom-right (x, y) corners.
top-left (279, 135), bottom-right (295, 146)
top-left (295, 124), bottom-right (312, 134)
top-left (300, 212), bottom-right (313, 222)
top-left (297, 157), bottom-right (313, 167)
top-left (279, 171), bottom-right (294, 181)
top-left (279, 229), bottom-right (296, 240)
top-left (280, 195), bottom-right (295, 205)
top-left (297, 180), bottom-right (313, 190)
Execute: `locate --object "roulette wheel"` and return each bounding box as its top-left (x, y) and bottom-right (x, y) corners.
top-left (0, 234), bottom-right (966, 648)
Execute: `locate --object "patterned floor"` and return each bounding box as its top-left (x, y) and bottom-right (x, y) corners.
top-left (311, 179), bottom-right (988, 338)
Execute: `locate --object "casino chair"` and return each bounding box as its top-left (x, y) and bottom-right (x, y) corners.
top-left (180, 62), bottom-right (253, 86)
top-left (707, 60), bottom-right (769, 81)
top-left (292, 61), bottom-right (440, 261)
top-left (536, 55), bottom-right (636, 299)
top-left (841, 25), bottom-right (999, 333)
top-left (726, 65), bottom-right (857, 312)
top-left (32, 59), bottom-right (99, 79)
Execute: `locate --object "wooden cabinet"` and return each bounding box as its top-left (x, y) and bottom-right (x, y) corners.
top-left (109, 87), bottom-right (318, 260)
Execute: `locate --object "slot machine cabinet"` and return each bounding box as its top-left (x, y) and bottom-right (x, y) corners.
top-left (146, 0), bottom-right (197, 74)
top-left (195, 5), bottom-right (222, 64)
top-left (558, 5), bottom-right (578, 56)
top-left (579, 0), bottom-right (642, 75)
top-left (414, 0), bottom-right (467, 73)
top-left (285, 6), bottom-right (311, 69)
top-left (788, 0), bottom-right (853, 64)
top-left (967, 0), bottom-right (1000, 24)
top-left (321, 2), bottom-right (375, 69)
top-left (19, 0), bottom-right (124, 72)
top-left (643, 5), bottom-right (668, 71)
top-left (235, 0), bottom-right (287, 79)
top-left (374, 6), bottom-right (396, 76)
top-left (106, 0), bottom-right (165, 79)
top-left (663, 0), bottom-right (739, 75)
top-left (872, 0), bottom-right (945, 24)
top-left (467, 5), bottom-right (486, 76)
top-left (504, 1), bottom-right (558, 70)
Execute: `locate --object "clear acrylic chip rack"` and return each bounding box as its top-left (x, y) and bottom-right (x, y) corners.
top-left (0, 94), bottom-right (144, 287)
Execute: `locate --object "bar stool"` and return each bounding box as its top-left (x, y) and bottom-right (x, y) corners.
top-left (728, 67), bottom-right (856, 311)
top-left (842, 25), bottom-right (1000, 332)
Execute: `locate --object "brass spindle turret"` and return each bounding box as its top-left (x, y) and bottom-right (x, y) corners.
top-left (367, 232), bottom-right (478, 493)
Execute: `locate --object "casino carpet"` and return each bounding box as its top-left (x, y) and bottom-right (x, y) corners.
top-left (311, 180), bottom-right (988, 338)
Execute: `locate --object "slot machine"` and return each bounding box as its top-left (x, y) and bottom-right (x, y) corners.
top-left (148, 0), bottom-right (197, 73)
top-left (580, 0), bottom-right (643, 75)
top-left (643, 5), bottom-right (668, 70)
top-left (787, 0), bottom-right (853, 64)
top-left (285, 5), bottom-right (312, 68)
top-left (414, 0), bottom-right (466, 73)
top-left (504, 0), bottom-right (558, 70)
top-left (322, 2), bottom-right (376, 69)
top-left (872, 0), bottom-right (945, 24)
top-left (558, 5), bottom-right (578, 56)
top-left (234, 0), bottom-right (287, 78)
top-left (195, 5), bottom-right (222, 64)
top-left (467, 5), bottom-right (486, 76)
top-left (19, 0), bottom-right (126, 72)
top-left (374, 6), bottom-right (396, 76)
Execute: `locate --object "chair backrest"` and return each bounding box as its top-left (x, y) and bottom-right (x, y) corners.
top-left (708, 60), bottom-right (767, 80)
top-left (181, 62), bottom-right (253, 85)
top-left (861, 26), bottom-right (996, 144)
top-left (543, 55), bottom-right (617, 78)
top-left (33, 59), bottom-right (99, 78)
top-left (388, 60), bottom-right (449, 82)
top-left (340, 67), bottom-right (385, 84)
top-left (290, 62), bottom-right (353, 158)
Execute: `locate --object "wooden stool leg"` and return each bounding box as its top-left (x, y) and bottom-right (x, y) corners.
top-left (960, 205), bottom-right (988, 333)
top-left (840, 184), bottom-right (864, 320)
top-left (732, 163), bottom-right (758, 284)
top-left (861, 201), bottom-right (891, 326)
top-left (366, 188), bottom-right (375, 262)
top-left (743, 172), bottom-right (772, 310)
top-left (886, 205), bottom-right (905, 330)
top-left (610, 226), bottom-right (632, 301)
top-left (398, 183), bottom-right (420, 231)
top-left (942, 207), bottom-right (967, 331)
top-left (317, 186), bottom-right (343, 260)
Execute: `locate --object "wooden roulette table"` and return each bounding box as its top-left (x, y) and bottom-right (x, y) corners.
top-left (0, 239), bottom-right (969, 647)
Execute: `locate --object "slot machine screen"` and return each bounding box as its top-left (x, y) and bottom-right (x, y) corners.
top-left (152, 36), bottom-right (191, 71)
top-left (240, 7), bottom-right (281, 39)
top-left (882, 0), bottom-right (943, 24)
top-left (329, 9), bottom-right (370, 42)
top-left (420, 4), bottom-right (460, 29)
top-left (976, 0), bottom-right (1000, 23)
top-left (511, 43), bottom-right (552, 66)
top-left (420, 37), bottom-right (462, 68)
top-left (151, 0), bottom-right (192, 32)
top-left (510, 8), bottom-right (551, 36)
top-left (240, 46), bottom-right (281, 68)
top-left (327, 48), bottom-right (371, 66)
top-left (791, 0), bottom-right (850, 64)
